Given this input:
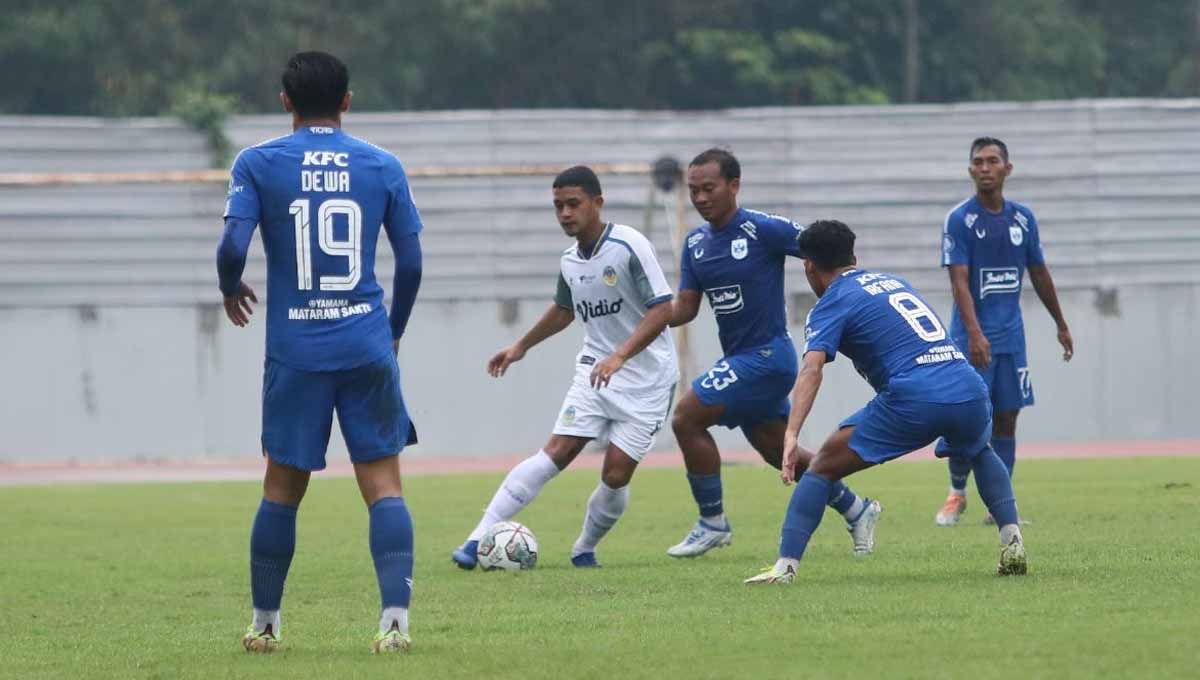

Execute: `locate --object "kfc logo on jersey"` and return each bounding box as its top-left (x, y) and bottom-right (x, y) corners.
top-left (705, 285), bottom-right (744, 315)
top-left (980, 267), bottom-right (1021, 298)
top-left (302, 150), bottom-right (350, 167)
top-left (1009, 225), bottom-right (1024, 246)
top-left (731, 238), bottom-right (748, 260)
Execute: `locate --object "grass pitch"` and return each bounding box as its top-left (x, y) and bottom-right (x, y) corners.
top-left (2, 457), bottom-right (1198, 679)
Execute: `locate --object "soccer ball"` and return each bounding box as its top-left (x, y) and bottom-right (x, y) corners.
top-left (477, 521), bottom-right (539, 571)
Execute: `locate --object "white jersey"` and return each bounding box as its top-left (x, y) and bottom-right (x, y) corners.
top-left (555, 223), bottom-right (678, 392)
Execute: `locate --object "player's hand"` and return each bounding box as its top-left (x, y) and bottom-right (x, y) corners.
top-left (781, 433), bottom-right (802, 485)
top-left (1057, 326), bottom-right (1074, 362)
top-left (223, 282), bottom-right (258, 327)
top-left (487, 345), bottom-right (526, 377)
top-left (967, 331), bottom-right (992, 368)
top-left (590, 354), bottom-right (626, 388)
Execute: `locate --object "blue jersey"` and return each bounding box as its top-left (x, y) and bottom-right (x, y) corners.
top-left (680, 208), bottom-right (803, 356)
top-left (224, 126), bottom-right (423, 372)
top-left (803, 269), bottom-right (984, 404)
top-left (941, 196), bottom-right (1044, 353)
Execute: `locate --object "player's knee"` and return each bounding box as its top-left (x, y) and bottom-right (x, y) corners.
top-left (671, 407), bottom-right (695, 436)
top-left (601, 467), bottom-right (633, 489)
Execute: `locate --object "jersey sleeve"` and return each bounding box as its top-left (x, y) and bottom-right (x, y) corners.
top-left (760, 215), bottom-right (805, 257)
top-left (1024, 209), bottom-right (1046, 266)
top-left (554, 272), bottom-right (573, 309)
top-left (223, 149), bottom-right (261, 221)
top-left (679, 239), bottom-right (700, 291)
top-left (941, 209), bottom-right (969, 267)
top-left (626, 235), bottom-right (674, 307)
top-left (384, 160), bottom-right (424, 239)
top-left (802, 294), bottom-right (848, 363)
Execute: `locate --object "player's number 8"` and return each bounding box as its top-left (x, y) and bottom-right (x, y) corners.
top-left (888, 292), bottom-right (946, 342)
top-left (290, 198), bottom-right (363, 291)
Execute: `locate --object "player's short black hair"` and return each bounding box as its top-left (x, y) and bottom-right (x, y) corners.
top-left (798, 220), bottom-right (856, 271)
top-left (970, 136), bottom-right (1009, 162)
top-left (689, 148), bottom-right (741, 181)
top-left (552, 165), bottom-right (602, 197)
top-left (281, 51), bottom-right (349, 119)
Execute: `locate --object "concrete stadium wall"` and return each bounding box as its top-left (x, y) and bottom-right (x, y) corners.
top-left (1, 100), bottom-right (1198, 462)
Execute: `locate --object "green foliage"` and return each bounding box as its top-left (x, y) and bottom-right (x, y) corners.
top-left (170, 84), bottom-right (237, 168)
top-left (0, 0), bottom-right (1195, 116)
top-left (1, 458), bottom-right (1198, 678)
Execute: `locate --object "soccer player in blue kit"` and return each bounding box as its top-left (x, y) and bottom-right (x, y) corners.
top-left (216, 52), bottom-right (422, 654)
top-left (666, 149), bottom-right (881, 559)
top-left (745, 220), bottom-right (1028, 584)
top-left (934, 138), bottom-right (1073, 526)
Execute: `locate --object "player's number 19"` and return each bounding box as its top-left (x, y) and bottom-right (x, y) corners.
top-left (290, 198), bottom-right (363, 291)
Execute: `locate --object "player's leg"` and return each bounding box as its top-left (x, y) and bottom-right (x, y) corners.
top-left (453, 377), bottom-right (603, 568)
top-left (746, 426), bottom-right (873, 584)
top-left (936, 359), bottom-right (997, 526)
top-left (746, 417), bottom-right (881, 556)
top-left (244, 360), bottom-right (335, 652)
top-left (570, 443), bottom-right (637, 568)
top-left (667, 387), bottom-right (734, 557)
top-left (982, 351), bottom-right (1031, 523)
top-left (334, 353), bottom-right (419, 653)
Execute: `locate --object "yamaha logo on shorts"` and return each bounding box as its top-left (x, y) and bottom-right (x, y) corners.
top-left (705, 285), bottom-right (744, 315)
top-left (602, 266), bottom-right (618, 286)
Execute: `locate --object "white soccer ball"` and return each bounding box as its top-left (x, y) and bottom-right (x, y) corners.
top-left (477, 521), bottom-right (539, 571)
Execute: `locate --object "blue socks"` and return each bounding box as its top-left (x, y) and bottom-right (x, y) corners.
top-left (250, 499), bottom-right (298, 611)
top-left (827, 481), bottom-right (861, 518)
top-left (948, 455), bottom-right (972, 492)
top-left (992, 437), bottom-right (1016, 478)
top-left (686, 472), bottom-right (724, 518)
top-left (369, 496), bottom-right (415, 609)
top-left (971, 447), bottom-right (1019, 527)
top-left (779, 473), bottom-right (836, 560)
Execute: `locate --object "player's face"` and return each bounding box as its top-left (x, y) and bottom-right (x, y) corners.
top-left (968, 145), bottom-right (1011, 193)
top-left (687, 162), bottom-right (739, 224)
top-left (553, 186), bottom-right (602, 238)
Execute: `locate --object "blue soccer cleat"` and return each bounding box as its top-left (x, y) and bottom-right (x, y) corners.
top-left (451, 540), bottom-right (479, 570)
top-left (571, 552), bottom-right (601, 568)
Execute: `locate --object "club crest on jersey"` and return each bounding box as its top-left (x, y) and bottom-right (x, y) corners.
top-left (980, 267), bottom-right (1020, 298)
top-left (1009, 225), bottom-right (1024, 246)
top-left (560, 406), bottom-right (576, 427)
top-left (705, 285), bottom-right (744, 315)
top-left (602, 266), bottom-right (618, 286)
top-left (731, 238), bottom-right (748, 260)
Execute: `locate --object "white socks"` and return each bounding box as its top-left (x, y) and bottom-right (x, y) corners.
top-left (776, 557), bottom-right (800, 573)
top-left (948, 488), bottom-right (966, 498)
top-left (468, 450), bottom-right (561, 541)
top-left (252, 608), bottom-right (280, 635)
top-left (572, 482), bottom-right (630, 557)
top-left (380, 606), bottom-right (409, 634)
top-left (999, 523), bottom-right (1023, 546)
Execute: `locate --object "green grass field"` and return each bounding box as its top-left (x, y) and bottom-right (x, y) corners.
top-left (2, 457), bottom-right (1198, 679)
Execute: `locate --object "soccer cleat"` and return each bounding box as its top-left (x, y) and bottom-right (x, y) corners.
top-left (997, 536), bottom-right (1028, 576)
top-left (242, 624), bottom-right (281, 653)
top-left (936, 494), bottom-right (967, 526)
top-left (666, 518), bottom-right (732, 558)
top-left (847, 499), bottom-right (882, 556)
top-left (570, 552), bottom-right (601, 568)
top-left (744, 562), bottom-right (796, 585)
top-left (372, 622), bottom-right (412, 654)
top-left (451, 540), bottom-right (479, 570)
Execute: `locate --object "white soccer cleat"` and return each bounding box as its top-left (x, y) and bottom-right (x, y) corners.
top-left (997, 536), bottom-right (1028, 576)
top-left (372, 622), bottom-right (412, 654)
top-left (936, 494), bottom-right (967, 526)
top-left (847, 499), bottom-right (882, 556)
top-left (666, 518), bottom-right (732, 558)
top-left (744, 562), bottom-right (796, 585)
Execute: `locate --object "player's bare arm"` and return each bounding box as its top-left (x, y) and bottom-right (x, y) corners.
top-left (1027, 263), bottom-right (1073, 361)
top-left (590, 300), bottom-right (672, 388)
top-left (781, 350), bottom-right (826, 485)
top-left (668, 289), bottom-right (702, 328)
top-left (488, 304), bottom-right (575, 377)
top-left (948, 264), bottom-right (991, 367)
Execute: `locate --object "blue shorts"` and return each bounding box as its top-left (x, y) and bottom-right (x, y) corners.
top-left (692, 335), bottom-right (797, 433)
top-left (978, 348), bottom-right (1034, 413)
top-left (842, 392), bottom-right (992, 465)
top-left (261, 353), bottom-right (417, 471)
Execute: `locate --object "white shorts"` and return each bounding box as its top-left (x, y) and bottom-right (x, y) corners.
top-left (551, 368), bottom-right (676, 462)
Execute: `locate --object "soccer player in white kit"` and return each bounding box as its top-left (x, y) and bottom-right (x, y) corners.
top-left (451, 166), bottom-right (678, 569)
